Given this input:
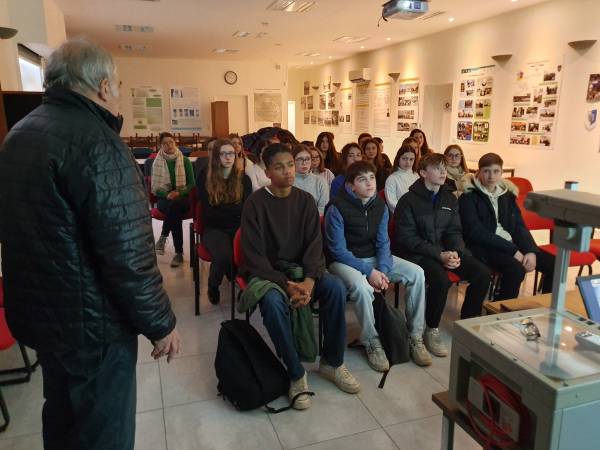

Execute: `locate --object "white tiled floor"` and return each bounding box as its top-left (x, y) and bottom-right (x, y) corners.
top-left (1, 222), bottom-right (598, 449)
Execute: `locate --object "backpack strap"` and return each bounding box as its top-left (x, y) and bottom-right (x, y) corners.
top-left (264, 391), bottom-right (315, 414)
top-left (378, 370), bottom-right (390, 389)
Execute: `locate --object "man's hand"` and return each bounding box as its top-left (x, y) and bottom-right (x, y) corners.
top-left (513, 250), bottom-right (524, 263)
top-left (166, 191), bottom-right (180, 200)
top-left (151, 328), bottom-right (181, 363)
top-left (522, 252), bottom-right (537, 272)
top-left (368, 269), bottom-right (389, 292)
top-left (286, 278), bottom-right (314, 308)
top-left (441, 251), bottom-right (461, 269)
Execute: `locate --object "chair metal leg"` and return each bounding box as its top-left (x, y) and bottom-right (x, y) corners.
top-left (192, 248), bottom-right (201, 316)
top-left (0, 343), bottom-right (37, 386)
top-left (188, 223), bottom-right (195, 269)
top-left (0, 387), bottom-right (9, 433)
top-left (533, 271), bottom-right (539, 296)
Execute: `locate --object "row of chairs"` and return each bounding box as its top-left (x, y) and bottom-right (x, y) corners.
top-left (124, 133), bottom-right (209, 150)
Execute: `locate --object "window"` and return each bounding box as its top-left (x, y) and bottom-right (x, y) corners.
top-left (18, 44), bottom-right (44, 92)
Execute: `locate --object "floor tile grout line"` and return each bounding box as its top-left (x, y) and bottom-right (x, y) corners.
top-left (286, 425), bottom-right (383, 450)
top-left (266, 411), bottom-right (285, 450)
top-left (381, 412), bottom-right (442, 429)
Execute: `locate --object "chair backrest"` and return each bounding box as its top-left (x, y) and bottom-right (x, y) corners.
top-left (0, 309), bottom-right (16, 350)
top-left (507, 177), bottom-right (534, 197)
top-left (516, 196), bottom-right (553, 231)
top-left (233, 229), bottom-right (243, 268)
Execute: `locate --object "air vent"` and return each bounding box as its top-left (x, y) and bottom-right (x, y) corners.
top-left (119, 44), bottom-right (150, 52)
top-left (115, 25), bottom-right (154, 33)
top-left (266, 0), bottom-right (316, 13)
top-left (333, 36), bottom-right (370, 44)
top-left (296, 51), bottom-right (320, 57)
top-left (212, 48), bottom-right (239, 54)
top-left (420, 11), bottom-right (446, 21)
top-left (232, 31), bottom-right (251, 38)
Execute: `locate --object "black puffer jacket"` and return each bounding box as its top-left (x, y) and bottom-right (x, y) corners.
top-left (393, 178), bottom-right (469, 262)
top-left (0, 88), bottom-right (176, 353)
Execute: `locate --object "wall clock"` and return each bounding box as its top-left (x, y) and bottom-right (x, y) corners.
top-left (224, 71), bottom-right (238, 85)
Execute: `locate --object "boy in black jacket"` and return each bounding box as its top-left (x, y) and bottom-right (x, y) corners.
top-left (393, 153), bottom-right (491, 357)
top-left (459, 153), bottom-right (554, 299)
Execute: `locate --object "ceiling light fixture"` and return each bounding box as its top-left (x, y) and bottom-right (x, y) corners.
top-left (212, 48), bottom-right (239, 54)
top-left (328, 56), bottom-right (332, 59)
top-left (232, 31), bottom-right (251, 38)
top-left (386, 37), bottom-right (391, 41)
top-left (448, 17), bottom-right (455, 22)
top-left (266, 0), bottom-right (316, 13)
top-left (334, 36), bottom-right (370, 44)
top-left (360, 45), bottom-right (365, 49)
top-left (310, 61), bottom-right (314, 64)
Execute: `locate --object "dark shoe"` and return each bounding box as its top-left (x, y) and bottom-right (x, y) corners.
top-left (208, 285), bottom-right (220, 304)
top-left (170, 253), bottom-right (184, 267)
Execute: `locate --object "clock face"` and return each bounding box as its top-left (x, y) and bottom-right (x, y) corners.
top-left (224, 71), bottom-right (238, 85)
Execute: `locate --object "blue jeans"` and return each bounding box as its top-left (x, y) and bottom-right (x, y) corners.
top-left (258, 273), bottom-right (347, 381)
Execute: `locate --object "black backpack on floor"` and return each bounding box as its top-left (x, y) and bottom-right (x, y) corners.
top-left (215, 319), bottom-right (312, 413)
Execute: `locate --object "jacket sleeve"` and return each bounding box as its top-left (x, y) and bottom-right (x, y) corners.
top-left (510, 196), bottom-right (539, 254)
top-left (442, 201), bottom-right (470, 257)
top-left (459, 193), bottom-right (518, 255)
top-left (240, 195), bottom-right (288, 289)
top-left (375, 207), bottom-right (393, 275)
top-left (384, 175), bottom-right (399, 213)
top-left (394, 197), bottom-right (443, 260)
top-left (301, 199), bottom-right (326, 280)
top-left (65, 140), bottom-right (176, 342)
top-left (325, 205), bottom-right (374, 276)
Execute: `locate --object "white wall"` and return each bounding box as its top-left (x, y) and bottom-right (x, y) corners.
top-left (115, 57), bottom-right (288, 137)
top-left (0, 0), bottom-right (20, 90)
top-left (289, 0), bottom-right (600, 193)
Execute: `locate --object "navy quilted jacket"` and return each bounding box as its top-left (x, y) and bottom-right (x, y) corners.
top-left (0, 88), bottom-right (176, 352)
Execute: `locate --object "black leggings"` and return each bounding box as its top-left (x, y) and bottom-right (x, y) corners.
top-left (157, 196), bottom-right (189, 254)
top-left (202, 227), bottom-right (235, 289)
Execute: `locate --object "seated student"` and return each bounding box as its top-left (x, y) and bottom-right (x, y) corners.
top-left (384, 143), bottom-right (419, 213)
top-left (362, 138), bottom-right (391, 191)
top-left (292, 144), bottom-right (329, 215)
top-left (316, 131), bottom-right (342, 175)
top-left (459, 153), bottom-right (555, 299)
top-left (357, 132), bottom-right (372, 148)
top-left (410, 128), bottom-right (434, 157)
top-left (373, 137), bottom-right (393, 169)
top-left (309, 146), bottom-right (335, 187)
top-left (393, 153), bottom-right (492, 357)
top-left (330, 143), bottom-right (363, 198)
top-left (152, 132), bottom-right (195, 267)
top-left (325, 161), bottom-right (431, 369)
top-left (196, 139), bottom-right (252, 304)
top-left (241, 143), bottom-right (360, 410)
top-left (444, 144), bottom-right (470, 195)
top-left (229, 132), bottom-right (254, 174)
top-left (245, 139), bottom-right (271, 191)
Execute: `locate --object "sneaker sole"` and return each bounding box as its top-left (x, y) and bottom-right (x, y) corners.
top-left (318, 369), bottom-right (361, 394)
top-left (410, 353), bottom-right (432, 367)
top-left (290, 397), bottom-right (312, 410)
top-left (367, 360), bottom-right (390, 373)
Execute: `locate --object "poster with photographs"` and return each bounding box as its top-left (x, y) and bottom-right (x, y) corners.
top-left (455, 64), bottom-right (495, 143)
top-left (397, 80), bottom-right (419, 134)
top-left (310, 111), bottom-right (317, 125)
top-left (301, 97), bottom-right (306, 110)
top-left (327, 92), bottom-right (336, 110)
top-left (509, 59), bottom-right (562, 149)
top-left (254, 90), bottom-right (282, 125)
top-left (373, 84), bottom-right (391, 137)
top-left (354, 83), bottom-right (370, 134)
top-left (587, 74), bottom-right (600, 102)
top-left (303, 81), bottom-right (310, 96)
top-left (131, 85), bottom-right (164, 132)
top-left (307, 95), bottom-right (314, 110)
top-left (319, 94), bottom-right (326, 110)
top-left (303, 111), bottom-right (310, 125)
top-left (340, 88), bottom-right (353, 134)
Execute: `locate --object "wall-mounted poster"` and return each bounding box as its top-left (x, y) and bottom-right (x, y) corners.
top-left (397, 80), bottom-right (419, 134)
top-left (301, 97), bottom-right (306, 110)
top-left (319, 94), bottom-right (326, 110)
top-left (310, 112), bottom-right (317, 125)
top-left (509, 59), bottom-right (562, 149)
top-left (354, 83), bottom-right (370, 134)
top-left (131, 86), bottom-right (164, 132)
top-left (169, 86), bottom-right (201, 131)
top-left (327, 92), bottom-right (336, 109)
top-left (587, 74), bottom-right (600, 102)
top-left (303, 111), bottom-right (310, 124)
top-left (455, 64), bottom-right (495, 143)
top-left (303, 81), bottom-right (310, 96)
top-left (307, 95), bottom-right (314, 110)
top-left (340, 88), bottom-right (353, 134)
top-left (254, 90), bottom-right (282, 125)
top-left (373, 83), bottom-right (391, 137)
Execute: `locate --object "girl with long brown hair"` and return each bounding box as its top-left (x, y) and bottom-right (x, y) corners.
top-left (361, 138), bottom-right (391, 191)
top-left (309, 146), bottom-right (335, 186)
top-left (443, 144), bottom-right (470, 194)
top-left (330, 142), bottom-right (363, 197)
top-left (195, 139), bottom-right (252, 304)
top-left (316, 131), bottom-right (342, 175)
top-left (385, 144), bottom-right (419, 213)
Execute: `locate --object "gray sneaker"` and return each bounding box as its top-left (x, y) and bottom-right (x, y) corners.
top-left (318, 360), bottom-right (360, 394)
top-left (155, 235), bottom-right (167, 255)
top-left (364, 337), bottom-right (390, 372)
top-left (170, 253), bottom-right (184, 267)
top-left (409, 336), bottom-right (432, 366)
top-left (424, 328), bottom-right (448, 357)
top-left (289, 372), bottom-right (311, 410)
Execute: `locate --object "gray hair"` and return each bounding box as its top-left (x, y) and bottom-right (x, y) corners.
top-left (44, 38), bottom-right (117, 95)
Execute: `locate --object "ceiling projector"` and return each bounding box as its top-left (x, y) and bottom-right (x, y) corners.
top-left (382, 0), bottom-right (429, 20)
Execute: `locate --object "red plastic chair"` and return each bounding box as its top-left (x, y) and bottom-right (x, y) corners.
top-left (507, 177), bottom-right (534, 197)
top-left (590, 239), bottom-right (600, 261)
top-left (191, 201), bottom-right (212, 316)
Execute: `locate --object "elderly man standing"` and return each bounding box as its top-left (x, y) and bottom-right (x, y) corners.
top-left (0, 39), bottom-right (180, 450)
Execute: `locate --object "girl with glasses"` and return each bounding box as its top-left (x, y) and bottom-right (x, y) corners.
top-left (292, 144), bottom-right (329, 215)
top-left (443, 144), bottom-right (470, 195)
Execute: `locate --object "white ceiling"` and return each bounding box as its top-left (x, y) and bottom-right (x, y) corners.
top-left (54, 0), bottom-right (549, 65)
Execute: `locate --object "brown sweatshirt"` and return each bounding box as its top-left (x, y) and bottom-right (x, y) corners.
top-left (240, 186), bottom-right (325, 290)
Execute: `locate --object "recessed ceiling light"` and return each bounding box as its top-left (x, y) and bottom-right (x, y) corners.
top-left (296, 51), bottom-right (320, 57)
top-left (360, 45), bottom-right (365, 49)
top-left (334, 36), bottom-right (370, 44)
top-left (386, 37), bottom-right (391, 41)
top-left (119, 43), bottom-right (149, 52)
top-left (274, 43), bottom-right (282, 46)
top-left (448, 17), bottom-right (455, 22)
top-left (328, 56), bottom-right (332, 59)
top-left (212, 48), bottom-right (239, 54)
top-left (232, 31), bottom-right (251, 38)
top-left (310, 61), bottom-right (314, 64)
top-left (266, 0), bottom-right (316, 13)
top-left (511, 0), bottom-right (518, 2)
top-left (115, 25), bottom-right (154, 33)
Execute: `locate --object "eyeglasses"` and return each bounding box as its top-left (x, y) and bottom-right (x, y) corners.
top-left (295, 157), bottom-right (311, 164)
top-left (220, 151), bottom-right (236, 158)
top-left (520, 318), bottom-right (541, 341)
top-left (447, 153), bottom-right (462, 159)
top-left (310, 156), bottom-right (321, 161)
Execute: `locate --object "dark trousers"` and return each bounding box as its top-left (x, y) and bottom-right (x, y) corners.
top-left (157, 197), bottom-right (188, 254)
top-left (259, 273), bottom-right (347, 381)
top-left (477, 249), bottom-right (555, 300)
top-left (202, 227), bottom-right (235, 289)
top-left (417, 255), bottom-right (492, 328)
top-left (38, 338), bottom-right (138, 450)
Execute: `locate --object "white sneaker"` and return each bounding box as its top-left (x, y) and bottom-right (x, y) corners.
top-left (424, 328), bottom-right (448, 357)
top-left (289, 372), bottom-right (311, 410)
top-left (364, 337), bottom-right (390, 372)
top-left (155, 235), bottom-right (167, 255)
top-left (409, 336), bottom-right (432, 366)
top-left (318, 360), bottom-right (361, 394)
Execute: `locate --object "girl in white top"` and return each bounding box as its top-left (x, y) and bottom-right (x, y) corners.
top-left (384, 143), bottom-right (419, 213)
top-left (293, 144), bottom-right (329, 215)
top-left (245, 139), bottom-right (271, 191)
top-left (309, 146), bottom-right (335, 187)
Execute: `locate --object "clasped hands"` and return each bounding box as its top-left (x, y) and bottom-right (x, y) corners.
top-left (440, 251), bottom-right (461, 270)
top-left (286, 278), bottom-right (315, 308)
top-left (514, 250), bottom-right (536, 272)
